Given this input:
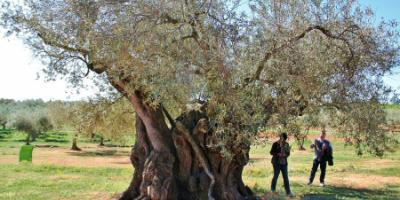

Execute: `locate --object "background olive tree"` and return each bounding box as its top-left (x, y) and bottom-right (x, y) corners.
top-left (14, 117), bottom-right (37, 145)
top-left (0, 115), bottom-right (7, 130)
top-left (77, 97), bottom-right (136, 147)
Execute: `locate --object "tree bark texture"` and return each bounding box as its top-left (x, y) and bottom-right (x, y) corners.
top-left (120, 109), bottom-right (254, 200)
top-left (108, 79), bottom-right (254, 200)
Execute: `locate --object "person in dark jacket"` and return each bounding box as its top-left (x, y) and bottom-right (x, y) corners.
top-left (270, 132), bottom-right (294, 197)
top-left (308, 129), bottom-right (333, 187)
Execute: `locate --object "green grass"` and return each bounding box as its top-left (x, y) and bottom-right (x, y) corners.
top-left (0, 163), bottom-right (131, 200)
top-left (0, 130), bottom-right (400, 199)
top-left (382, 104), bottom-right (400, 110)
top-left (386, 109), bottom-right (400, 123)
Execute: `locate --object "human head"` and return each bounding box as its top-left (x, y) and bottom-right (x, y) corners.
top-left (320, 129), bottom-right (327, 140)
top-left (279, 132), bottom-right (288, 142)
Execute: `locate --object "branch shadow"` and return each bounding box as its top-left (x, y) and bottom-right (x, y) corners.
top-left (67, 149), bottom-right (122, 157)
top-left (301, 185), bottom-right (400, 200)
top-left (43, 138), bottom-right (69, 143)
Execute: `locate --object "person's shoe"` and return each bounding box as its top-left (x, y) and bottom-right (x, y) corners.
top-left (287, 192), bottom-right (295, 198)
top-left (319, 182), bottom-right (325, 187)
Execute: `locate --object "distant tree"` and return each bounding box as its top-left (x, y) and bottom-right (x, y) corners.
top-left (0, 115), bottom-right (7, 130)
top-left (47, 101), bottom-right (82, 150)
top-left (79, 97), bottom-right (136, 146)
top-left (0, 98), bottom-right (15, 105)
top-left (0, 99), bottom-right (14, 130)
top-left (47, 101), bottom-right (73, 130)
top-left (67, 102), bottom-right (86, 151)
top-left (14, 117), bottom-right (37, 145)
top-left (36, 116), bottom-right (53, 135)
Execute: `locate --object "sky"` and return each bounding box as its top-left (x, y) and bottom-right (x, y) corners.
top-left (0, 35), bottom-right (96, 101)
top-left (0, 0), bottom-right (399, 101)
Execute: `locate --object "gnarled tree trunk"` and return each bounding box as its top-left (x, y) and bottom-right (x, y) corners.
top-left (120, 109), bottom-right (254, 200)
top-left (108, 79), bottom-right (253, 200)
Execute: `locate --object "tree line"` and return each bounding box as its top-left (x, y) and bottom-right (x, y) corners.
top-left (0, 98), bottom-right (135, 148)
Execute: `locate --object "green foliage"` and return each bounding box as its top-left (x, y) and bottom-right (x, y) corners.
top-left (1, 0), bottom-right (399, 156)
top-left (12, 114), bottom-right (55, 145)
top-left (382, 104), bottom-right (400, 110)
top-left (386, 109), bottom-right (400, 123)
top-left (70, 98), bottom-right (136, 144)
top-left (14, 117), bottom-right (37, 144)
top-left (37, 116), bottom-right (53, 133)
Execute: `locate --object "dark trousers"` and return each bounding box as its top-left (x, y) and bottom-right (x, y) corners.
top-left (271, 163), bottom-right (291, 194)
top-left (309, 159), bottom-right (327, 183)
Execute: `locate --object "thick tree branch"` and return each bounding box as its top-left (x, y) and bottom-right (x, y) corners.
top-left (108, 78), bottom-right (172, 152)
top-left (86, 62), bottom-right (107, 74)
top-left (248, 25), bottom-right (357, 85)
top-left (108, 79), bottom-right (149, 121)
top-left (37, 32), bottom-right (89, 55)
top-left (175, 121), bottom-right (215, 200)
top-left (161, 104), bottom-right (176, 128)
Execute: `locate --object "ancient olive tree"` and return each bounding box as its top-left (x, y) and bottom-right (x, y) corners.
top-left (1, 0), bottom-right (399, 199)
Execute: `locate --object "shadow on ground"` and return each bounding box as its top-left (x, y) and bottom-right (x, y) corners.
top-left (255, 183), bottom-right (400, 200)
top-left (67, 149), bottom-right (130, 157)
top-left (301, 185), bottom-right (400, 199)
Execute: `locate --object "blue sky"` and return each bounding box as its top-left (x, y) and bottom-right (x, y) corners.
top-left (0, 0), bottom-right (399, 100)
top-left (361, 0), bottom-right (400, 91)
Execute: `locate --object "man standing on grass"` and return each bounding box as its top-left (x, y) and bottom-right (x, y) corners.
top-left (308, 129), bottom-right (333, 187)
top-left (270, 132), bottom-right (294, 197)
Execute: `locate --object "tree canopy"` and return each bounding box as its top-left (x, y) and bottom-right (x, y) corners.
top-left (1, 0), bottom-right (399, 155)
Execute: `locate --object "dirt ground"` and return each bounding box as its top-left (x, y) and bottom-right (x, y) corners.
top-left (0, 146), bottom-right (132, 168)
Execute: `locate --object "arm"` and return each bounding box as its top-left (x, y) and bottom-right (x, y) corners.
top-left (284, 143), bottom-right (290, 158)
top-left (310, 139), bottom-right (317, 149)
top-left (270, 143), bottom-right (278, 156)
top-left (314, 139), bottom-right (321, 151)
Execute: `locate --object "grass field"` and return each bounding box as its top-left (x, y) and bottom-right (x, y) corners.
top-left (0, 129), bottom-right (399, 200)
top-left (384, 104), bottom-right (400, 123)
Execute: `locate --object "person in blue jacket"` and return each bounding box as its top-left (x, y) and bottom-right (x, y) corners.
top-left (308, 129), bottom-right (333, 187)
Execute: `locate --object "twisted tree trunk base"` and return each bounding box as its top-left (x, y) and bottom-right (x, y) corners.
top-left (120, 110), bottom-right (254, 200)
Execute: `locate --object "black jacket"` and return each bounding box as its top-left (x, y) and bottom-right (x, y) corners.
top-left (270, 141), bottom-right (290, 165)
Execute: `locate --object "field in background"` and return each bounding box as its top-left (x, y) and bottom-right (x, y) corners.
top-left (384, 104), bottom-right (400, 123)
top-left (0, 129), bottom-right (400, 200)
